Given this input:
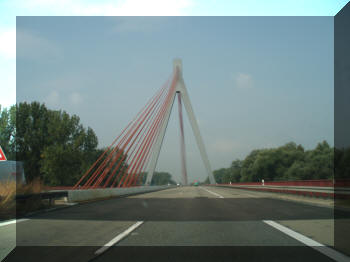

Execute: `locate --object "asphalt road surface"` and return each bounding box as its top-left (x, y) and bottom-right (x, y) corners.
top-left (3, 186), bottom-right (350, 262)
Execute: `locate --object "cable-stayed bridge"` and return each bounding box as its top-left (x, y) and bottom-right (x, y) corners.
top-left (74, 59), bottom-right (215, 189)
top-left (1, 60), bottom-right (349, 262)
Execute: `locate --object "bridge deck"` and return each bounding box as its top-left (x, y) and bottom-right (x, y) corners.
top-left (2, 186), bottom-right (350, 262)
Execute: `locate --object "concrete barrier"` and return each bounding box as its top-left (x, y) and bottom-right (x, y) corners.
top-left (67, 185), bottom-right (171, 202)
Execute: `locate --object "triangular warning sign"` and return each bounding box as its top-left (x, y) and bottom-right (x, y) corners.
top-left (0, 146), bottom-right (7, 161)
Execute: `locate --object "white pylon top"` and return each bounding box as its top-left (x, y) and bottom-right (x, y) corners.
top-left (173, 59), bottom-right (183, 78)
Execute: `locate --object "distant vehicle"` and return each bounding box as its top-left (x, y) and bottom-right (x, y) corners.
top-left (177, 183), bottom-right (180, 186)
top-left (193, 180), bottom-right (199, 186)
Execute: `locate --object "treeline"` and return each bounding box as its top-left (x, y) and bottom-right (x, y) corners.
top-left (207, 141), bottom-right (349, 184)
top-left (1, 102), bottom-right (103, 186)
top-left (335, 147), bottom-right (350, 179)
top-left (0, 102), bottom-right (176, 186)
top-left (141, 171), bottom-right (177, 186)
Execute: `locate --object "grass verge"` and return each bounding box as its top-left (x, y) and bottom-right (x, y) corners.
top-left (0, 179), bottom-right (48, 220)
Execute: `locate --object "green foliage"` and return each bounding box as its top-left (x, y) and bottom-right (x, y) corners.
top-left (0, 105), bottom-right (16, 160)
top-left (152, 172), bottom-right (176, 185)
top-left (99, 148), bottom-right (129, 187)
top-left (3, 102), bottom-right (343, 186)
top-left (1, 102), bottom-right (103, 186)
top-left (202, 176), bottom-right (210, 184)
top-left (15, 102), bottom-right (49, 182)
top-left (230, 159), bottom-right (243, 182)
top-left (141, 171), bottom-right (176, 185)
top-left (1, 102), bottom-right (176, 187)
top-left (211, 141), bottom-right (340, 184)
top-left (40, 144), bottom-right (83, 186)
top-left (213, 168), bottom-right (230, 184)
top-left (39, 109), bottom-right (102, 186)
top-left (335, 147), bottom-right (350, 179)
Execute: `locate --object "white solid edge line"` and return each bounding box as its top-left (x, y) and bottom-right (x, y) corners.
top-left (263, 220), bottom-right (350, 262)
top-left (0, 218), bottom-right (29, 227)
top-left (95, 221), bottom-right (144, 255)
top-left (199, 186), bottom-right (224, 198)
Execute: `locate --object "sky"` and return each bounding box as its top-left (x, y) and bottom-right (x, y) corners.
top-left (1, 0), bottom-right (347, 183)
top-left (15, 16), bottom-right (335, 183)
top-left (0, 0), bottom-right (348, 107)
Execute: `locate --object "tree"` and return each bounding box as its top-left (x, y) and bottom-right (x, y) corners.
top-left (141, 171), bottom-right (176, 185)
top-left (335, 147), bottom-right (350, 179)
top-left (202, 176), bottom-right (210, 184)
top-left (15, 102), bottom-right (49, 182)
top-left (40, 144), bottom-right (83, 186)
top-left (231, 159), bottom-right (243, 182)
top-left (213, 141), bottom-right (335, 183)
top-left (240, 149), bottom-right (262, 182)
top-left (213, 168), bottom-right (228, 184)
top-left (0, 105), bottom-right (16, 160)
top-left (7, 101), bottom-right (105, 185)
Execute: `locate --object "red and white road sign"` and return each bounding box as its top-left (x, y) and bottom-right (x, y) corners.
top-left (0, 146), bottom-right (7, 161)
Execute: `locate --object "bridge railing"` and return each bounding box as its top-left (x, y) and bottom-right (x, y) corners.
top-left (211, 179), bottom-right (350, 199)
top-left (215, 179), bottom-right (350, 187)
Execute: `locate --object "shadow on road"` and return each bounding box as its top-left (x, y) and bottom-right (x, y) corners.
top-left (19, 197), bottom-right (340, 222)
top-left (4, 246), bottom-right (335, 262)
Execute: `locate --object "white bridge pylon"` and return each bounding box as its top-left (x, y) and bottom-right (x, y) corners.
top-left (145, 59), bottom-right (216, 185)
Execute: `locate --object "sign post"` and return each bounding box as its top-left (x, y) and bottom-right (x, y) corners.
top-left (0, 146), bottom-right (7, 161)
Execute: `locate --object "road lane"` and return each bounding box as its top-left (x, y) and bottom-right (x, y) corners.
top-left (199, 186), bottom-right (224, 198)
top-left (0, 223), bottom-right (16, 261)
top-left (129, 186), bottom-right (219, 199)
top-left (196, 186), bottom-right (337, 249)
top-left (117, 221), bottom-right (303, 246)
top-left (3, 186), bottom-right (349, 262)
top-left (129, 186), bottom-right (259, 199)
top-left (16, 219), bottom-right (138, 246)
top-left (95, 221), bottom-right (144, 255)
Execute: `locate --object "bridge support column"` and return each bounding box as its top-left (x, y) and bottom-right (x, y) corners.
top-left (177, 92), bottom-right (188, 186)
top-left (145, 59), bottom-right (216, 185)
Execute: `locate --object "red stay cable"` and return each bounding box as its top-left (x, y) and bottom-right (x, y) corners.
top-left (130, 69), bottom-right (179, 186)
top-left (83, 81), bottom-right (168, 188)
top-left (114, 82), bottom-right (174, 187)
top-left (101, 81), bottom-right (170, 188)
top-left (123, 84), bottom-right (174, 187)
top-left (130, 80), bottom-right (178, 186)
top-left (92, 79), bottom-right (170, 188)
top-left (110, 84), bottom-right (173, 188)
top-left (120, 70), bottom-right (178, 187)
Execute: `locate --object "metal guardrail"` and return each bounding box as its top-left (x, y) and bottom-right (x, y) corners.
top-left (214, 179), bottom-right (350, 187)
top-left (214, 183), bottom-right (350, 199)
top-left (15, 191), bottom-right (68, 202)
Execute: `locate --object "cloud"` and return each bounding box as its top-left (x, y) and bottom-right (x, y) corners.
top-left (112, 17), bottom-right (168, 33)
top-left (0, 28), bottom-right (16, 60)
top-left (41, 89), bottom-right (83, 109)
top-left (0, 59), bottom-right (16, 107)
top-left (45, 90), bottom-right (60, 108)
top-left (234, 72), bottom-right (254, 89)
top-left (0, 28), bottom-right (16, 107)
top-left (112, 0), bottom-right (193, 16)
top-left (11, 0), bottom-right (193, 16)
top-left (69, 92), bottom-right (83, 106)
top-left (17, 30), bottom-right (61, 61)
top-left (2, 0), bottom-right (194, 108)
